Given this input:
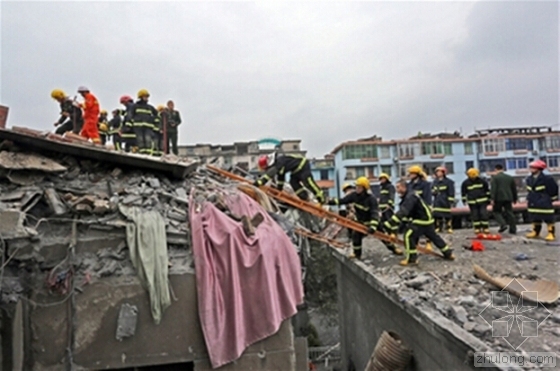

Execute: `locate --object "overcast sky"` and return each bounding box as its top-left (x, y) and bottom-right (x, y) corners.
top-left (1, 1), bottom-right (558, 157)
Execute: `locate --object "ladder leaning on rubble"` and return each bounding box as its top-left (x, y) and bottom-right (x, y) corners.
top-left (207, 165), bottom-right (437, 257)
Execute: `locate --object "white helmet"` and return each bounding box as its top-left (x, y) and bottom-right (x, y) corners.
top-left (77, 86), bottom-right (89, 92)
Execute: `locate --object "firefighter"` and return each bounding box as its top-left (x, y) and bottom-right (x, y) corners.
top-left (98, 109), bottom-right (109, 145)
top-left (377, 173), bottom-right (403, 255)
top-left (384, 179), bottom-right (455, 266)
top-left (151, 105), bottom-right (165, 157)
top-left (339, 182), bottom-right (355, 239)
top-left (432, 166), bottom-right (455, 233)
top-left (461, 168), bottom-right (490, 233)
top-left (525, 160), bottom-right (558, 241)
top-left (119, 95), bottom-right (137, 152)
top-left (128, 89), bottom-right (158, 155)
top-left (108, 109), bottom-right (122, 150)
top-left (254, 153), bottom-right (325, 204)
top-left (77, 86), bottom-right (101, 143)
top-left (50, 89), bottom-right (83, 135)
top-left (327, 177), bottom-right (379, 260)
top-left (408, 165), bottom-right (432, 204)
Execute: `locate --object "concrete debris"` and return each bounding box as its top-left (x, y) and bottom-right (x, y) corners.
top-left (44, 187), bottom-right (67, 215)
top-left (0, 210), bottom-right (32, 239)
top-left (451, 305), bottom-right (469, 324)
top-left (7, 171), bottom-right (45, 186)
top-left (404, 274), bottom-right (431, 290)
top-left (0, 151), bottom-right (67, 172)
top-left (116, 303), bottom-right (139, 341)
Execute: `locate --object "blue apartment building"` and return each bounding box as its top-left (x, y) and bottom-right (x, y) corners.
top-left (309, 156), bottom-right (337, 198)
top-left (331, 127), bottom-right (560, 206)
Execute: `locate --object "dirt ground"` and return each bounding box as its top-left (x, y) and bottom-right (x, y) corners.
top-left (346, 223), bottom-right (560, 360)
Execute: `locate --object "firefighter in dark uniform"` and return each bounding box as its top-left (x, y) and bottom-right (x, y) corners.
top-left (461, 168), bottom-right (490, 233)
top-left (327, 177), bottom-right (379, 260)
top-left (119, 95), bottom-right (137, 152)
top-left (377, 173), bottom-right (403, 255)
top-left (98, 109), bottom-right (109, 145)
top-left (525, 160), bottom-right (558, 241)
top-left (108, 109), bottom-right (122, 150)
top-left (408, 165), bottom-right (432, 204)
top-left (51, 89), bottom-right (83, 135)
top-left (149, 105), bottom-right (164, 157)
top-left (384, 179), bottom-right (455, 266)
top-left (432, 166), bottom-right (455, 233)
top-left (339, 182), bottom-right (356, 239)
top-left (254, 153), bottom-right (325, 204)
top-left (128, 89), bottom-right (158, 155)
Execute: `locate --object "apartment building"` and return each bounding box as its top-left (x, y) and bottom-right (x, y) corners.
top-left (178, 139), bottom-right (306, 173)
top-left (331, 126), bottom-right (560, 205)
top-left (310, 155), bottom-right (337, 198)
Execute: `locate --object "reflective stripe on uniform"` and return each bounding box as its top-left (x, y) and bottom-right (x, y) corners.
top-left (467, 184), bottom-right (483, 190)
top-left (355, 204), bottom-right (369, 211)
top-left (433, 207), bottom-right (451, 213)
top-left (528, 208), bottom-right (554, 214)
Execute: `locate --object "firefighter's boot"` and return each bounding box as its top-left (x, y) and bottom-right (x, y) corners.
top-left (446, 220), bottom-right (453, 234)
top-left (399, 253), bottom-right (418, 266)
top-left (435, 219), bottom-right (441, 233)
top-left (545, 224), bottom-right (556, 242)
top-left (442, 248), bottom-right (456, 261)
top-left (525, 223), bottom-right (542, 239)
top-left (424, 241), bottom-right (433, 251)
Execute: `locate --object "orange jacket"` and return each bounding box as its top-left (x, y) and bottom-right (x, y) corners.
top-left (82, 93), bottom-right (100, 119)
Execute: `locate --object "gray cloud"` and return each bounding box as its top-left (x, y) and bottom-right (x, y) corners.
top-left (1, 1), bottom-right (557, 156)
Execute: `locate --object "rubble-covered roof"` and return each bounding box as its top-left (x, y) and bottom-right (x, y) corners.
top-left (349, 229), bottom-right (560, 356)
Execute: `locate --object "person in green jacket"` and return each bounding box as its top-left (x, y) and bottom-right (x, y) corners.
top-left (163, 100), bottom-right (182, 155)
top-left (490, 164), bottom-right (517, 234)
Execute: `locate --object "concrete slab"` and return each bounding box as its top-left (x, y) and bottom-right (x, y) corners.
top-left (0, 127), bottom-right (198, 179)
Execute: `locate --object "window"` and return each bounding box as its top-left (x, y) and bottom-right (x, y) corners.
top-left (444, 162), bottom-right (455, 174)
top-left (541, 136), bottom-right (560, 151)
top-left (547, 156), bottom-right (560, 168)
top-left (506, 138), bottom-right (533, 151)
top-left (379, 146), bottom-right (391, 159)
top-left (506, 158), bottom-right (528, 170)
top-left (423, 163), bottom-right (445, 176)
top-left (345, 168), bottom-right (355, 179)
top-left (398, 143), bottom-right (419, 157)
top-left (380, 165), bottom-right (392, 177)
top-left (342, 144), bottom-right (378, 160)
top-left (420, 142), bottom-right (453, 156)
top-left (355, 167), bottom-right (365, 177)
top-left (482, 138), bottom-right (506, 153)
top-left (479, 159), bottom-right (506, 172)
top-left (399, 165), bottom-right (408, 177)
top-left (465, 160), bottom-right (474, 170)
top-left (293, 144), bottom-right (299, 150)
top-left (320, 169), bottom-right (329, 180)
top-left (464, 142), bottom-right (474, 155)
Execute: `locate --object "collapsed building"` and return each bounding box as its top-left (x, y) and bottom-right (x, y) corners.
top-left (1, 124), bottom-right (559, 371)
top-left (0, 127), bottom-right (315, 371)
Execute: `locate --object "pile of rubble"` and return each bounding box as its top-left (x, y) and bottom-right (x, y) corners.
top-left (357, 230), bottom-right (560, 361)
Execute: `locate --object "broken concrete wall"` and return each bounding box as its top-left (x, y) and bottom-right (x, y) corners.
top-left (334, 252), bottom-right (505, 371)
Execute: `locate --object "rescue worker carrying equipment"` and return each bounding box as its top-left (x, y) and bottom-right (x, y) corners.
top-left (384, 179), bottom-right (455, 266)
top-left (339, 182), bottom-right (356, 239)
top-left (461, 168), bottom-right (490, 233)
top-left (525, 160), bottom-right (558, 241)
top-left (327, 177), bottom-right (383, 260)
top-left (51, 89), bottom-right (83, 135)
top-left (77, 86), bottom-right (101, 143)
top-left (119, 95), bottom-right (137, 152)
top-left (98, 109), bottom-right (109, 145)
top-left (254, 153), bottom-right (325, 204)
top-left (432, 166), bottom-right (455, 233)
top-left (376, 173), bottom-right (403, 256)
top-left (128, 89), bottom-right (159, 155)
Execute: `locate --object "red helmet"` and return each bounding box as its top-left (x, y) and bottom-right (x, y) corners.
top-left (258, 155), bottom-right (269, 170)
top-left (435, 166), bottom-right (447, 175)
top-left (119, 95), bottom-right (133, 104)
top-left (529, 159), bottom-right (547, 170)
